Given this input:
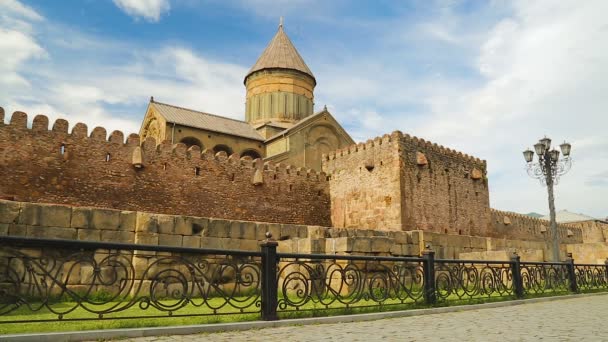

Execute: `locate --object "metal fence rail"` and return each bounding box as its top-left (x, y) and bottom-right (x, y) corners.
top-left (0, 234), bottom-right (607, 323)
top-left (0, 236), bottom-right (262, 323)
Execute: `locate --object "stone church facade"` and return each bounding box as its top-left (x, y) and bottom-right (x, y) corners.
top-left (139, 22), bottom-right (354, 171)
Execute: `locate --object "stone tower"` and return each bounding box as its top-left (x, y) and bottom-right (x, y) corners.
top-left (244, 20), bottom-right (316, 127)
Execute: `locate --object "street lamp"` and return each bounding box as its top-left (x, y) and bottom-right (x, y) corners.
top-left (523, 137), bottom-right (572, 262)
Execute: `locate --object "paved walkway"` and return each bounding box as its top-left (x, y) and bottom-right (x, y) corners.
top-left (124, 295), bottom-right (608, 341)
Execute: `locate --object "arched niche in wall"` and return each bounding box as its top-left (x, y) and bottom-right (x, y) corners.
top-left (241, 149), bottom-right (262, 160)
top-left (306, 124), bottom-right (341, 170)
top-left (213, 144), bottom-right (233, 155)
top-left (180, 137), bottom-right (203, 149)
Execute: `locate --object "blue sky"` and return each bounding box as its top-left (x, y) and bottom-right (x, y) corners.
top-left (1, 0), bottom-right (607, 218)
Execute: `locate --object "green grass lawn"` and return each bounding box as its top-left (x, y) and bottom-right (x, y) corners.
top-left (3, 285), bottom-right (600, 335)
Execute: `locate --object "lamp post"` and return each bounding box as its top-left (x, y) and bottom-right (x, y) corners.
top-left (523, 137), bottom-right (572, 262)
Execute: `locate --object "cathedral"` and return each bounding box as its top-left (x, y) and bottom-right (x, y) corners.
top-left (138, 21), bottom-right (354, 171)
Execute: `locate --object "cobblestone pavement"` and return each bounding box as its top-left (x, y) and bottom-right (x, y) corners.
top-left (124, 295), bottom-right (608, 342)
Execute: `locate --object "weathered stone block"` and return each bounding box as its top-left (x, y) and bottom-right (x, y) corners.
top-left (119, 211), bottom-right (137, 231)
top-left (297, 238), bottom-right (311, 253)
top-left (134, 232), bottom-right (159, 245)
top-left (352, 238), bottom-right (371, 252)
top-left (389, 231), bottom-right (408, 244)
top-left (371, 237), bottom-right (392, 253)
top-left (174, 216), bottom-right (192, 236)
top-left (90, 209), bottom-right (120, 230)
top-left (229, 221), bottom-right (244, 239)
top-left (101, 230), bottom-right (134, 243)
top-left (200, 237), bottom-right (223, 249)
top-left (191, 217), bottom-right (209, 236)
top-left (27, 226), bottom-right (76, 240)
top-left (254, 223), bottom-right (267, 239)
top-left (390, 244), bottom-right (404, 256)
top-left (267, 223), bottom-right (282, 239)
top-left (333, 237), bottom-right (354, 252)
top-left (77, 228), bottom-right (101, 241)
top-left (240, 221), bottom-right (257, 240)
top-left (0, 200), bottom-right (21, 224)
top-left (296, 225), bottom-right (308, 238)
top-left (18, 203), bottom-right (40, 226)
top-left (239, 239), bottom-right (259, 251)
top-left (223, 238), bottom-right (240, 250)
top-left (277, 239), bottom-right (294, 253)
top-left (280, 224), bottom-right (298, 239)
top-left (157, 215), bottom-right (175, 235)
top-left (208, 219), bottom-right (230, 238)
top-left (158, 233), bottom-right (182, 247)
top-left (307, 226), bottom-right (327, 239)
top-left (20, 203), bottom-right (71, 227)
top-left (136, 212), bottom-right (158, 233)
top-left (470, 236), bottom-right (486, 249)
top-left (182, 235), bottom-right (201, 248)
top-left (0, 223), bottom-right (7, 236)
top-left (132, 257), bottom-right (150, 279)
top-left (71, 207), bottom-right (91, 228)
top-left (8, 224), bottom-right (27, 236)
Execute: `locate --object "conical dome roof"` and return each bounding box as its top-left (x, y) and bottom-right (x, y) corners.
top-left (245, 23), bottom-right (315, 84)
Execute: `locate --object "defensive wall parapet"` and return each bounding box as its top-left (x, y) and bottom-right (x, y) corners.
top-left (0, 109), bottom-right (330, 226)
top-left (489, 209), bottom-right (583, 244)
top-left (322, 131), bottom-right (491, 235)
top-left (323, 132), bottom-right (402, 230)
top-left (396, 131), bottom-right (490, 236)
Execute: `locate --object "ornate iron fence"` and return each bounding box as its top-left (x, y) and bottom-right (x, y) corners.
top-left (434, 260), bottom-right (514, 301)
top-left (0, 236), bottom-right (262, 323)
top-left (0, 235), bottom-right (607, 323)
top-left (275, 254), bottom-right (425, 312)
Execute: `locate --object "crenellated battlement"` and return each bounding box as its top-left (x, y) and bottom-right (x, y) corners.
top-left (323, 130), bottom-right (486, 171)
top-left (490, 209), bottom-right (583, 243)
top-left (397, 131), bottom-right (486, 168)
top-left (1, 110), bottom-right (328, 182)
top-left (0, 108), bottom-right (331, 226)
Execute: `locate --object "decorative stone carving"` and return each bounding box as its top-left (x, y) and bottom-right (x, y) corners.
top-left (132, 146), bottom-right (143, 169)
top-left (539, 224), bottom-right (547, 233)
top-left (503, 216), bottom-right (511, 225)
top-left (252, 169), bottom-right (264, 186)
top-left (416, 152), bottom-right (428, 166)
top-left (567, 229), bottom-right (574, 237)
top-left (471, 168), bottom-right (483, 180)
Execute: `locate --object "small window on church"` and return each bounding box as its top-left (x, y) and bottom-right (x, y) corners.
top-left (105, 153), bottom-right (111, 162)
top-left (194, 167), bottom-right (200, 176)
top-left (60, 144), bottom-right (66, 155)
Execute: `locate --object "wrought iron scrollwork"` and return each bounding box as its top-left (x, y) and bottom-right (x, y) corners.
top-left (276, 258), bottom-right (424, 311)
top-left (434, 261), bottom-right (513, 300)
top-left (574, 264), bottom-right (608, 291)
top-left (0, 244), bottom-right (262, 322)
top-left (519, 262), bottom-right (569, 295)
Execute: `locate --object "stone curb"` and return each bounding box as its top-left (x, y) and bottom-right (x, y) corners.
top-left (3, 292), bottom-right (607, 342)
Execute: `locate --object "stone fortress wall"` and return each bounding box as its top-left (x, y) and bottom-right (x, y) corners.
top-left (0, 200), bottom-right (577, 263)
top-left (0, 109), bottom-right (331, 226)
top-left (2, 107), bottom-right (605, 262)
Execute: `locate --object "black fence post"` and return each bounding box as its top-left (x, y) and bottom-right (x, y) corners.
top-left (510, 252), bottom-right (524, 299)
top-left (605, 258), bottom-right (608, 286)
top-left (566, 252), bottom-right (578, 293)
top-left (422, 244), bottom-right (436, 305)
top-left (259, 232), bottom-right (279, 321)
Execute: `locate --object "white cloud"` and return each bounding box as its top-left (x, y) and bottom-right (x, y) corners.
top-left (0, 0), bottom-right (43, 21)
top-left (113, 0), bottom-right (170, 22)
top-left (0, 28), bottom-right (46, 86)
